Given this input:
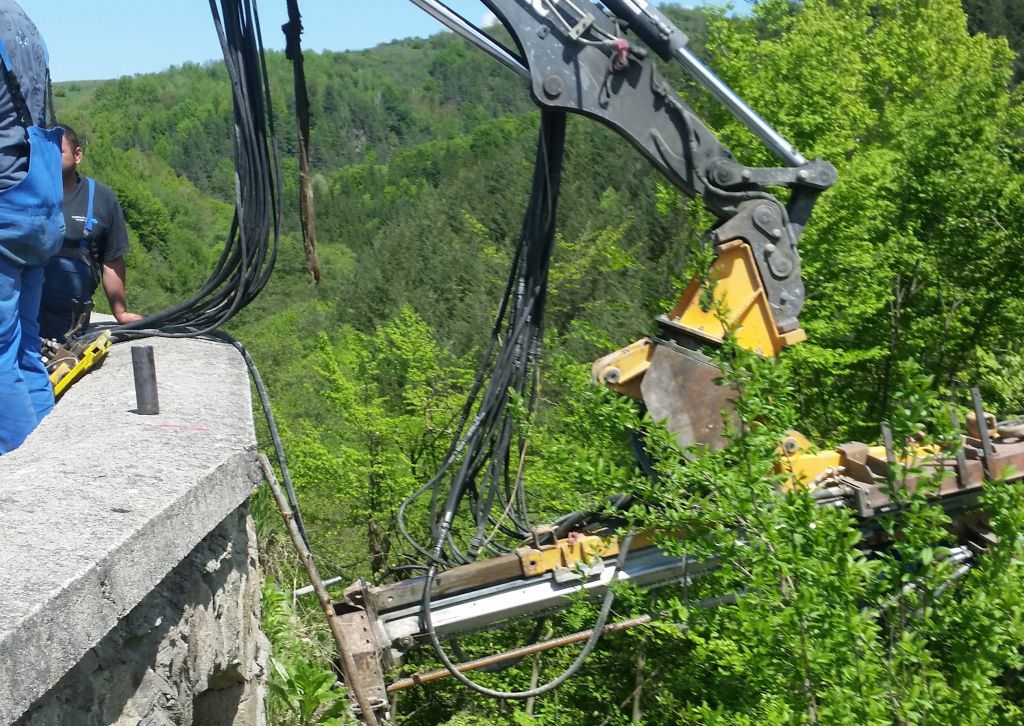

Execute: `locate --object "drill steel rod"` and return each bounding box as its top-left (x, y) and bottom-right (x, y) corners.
top-left (386, 615), bottom-right (654, 693)
top-left (131, 345), bottom-right (160, 415)
top-left (259, 454), bottom-right (381, 725)
top-left (406, 0), bottom-right (529, 79)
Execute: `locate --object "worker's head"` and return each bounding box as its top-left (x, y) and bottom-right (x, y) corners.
top-left (59, 123), bottom-right (83, 176)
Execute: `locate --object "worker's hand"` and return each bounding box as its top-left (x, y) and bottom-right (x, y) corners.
top-left (115, 311), bottom-right (145, 324)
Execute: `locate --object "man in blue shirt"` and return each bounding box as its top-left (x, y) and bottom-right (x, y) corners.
top-left (0, 1), bottom-right (64, 454)
top-left (39, 124), bottom-right (141, 341)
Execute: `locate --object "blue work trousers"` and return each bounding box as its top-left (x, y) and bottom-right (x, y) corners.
top-left (0, 256), bottom-right (52, 454)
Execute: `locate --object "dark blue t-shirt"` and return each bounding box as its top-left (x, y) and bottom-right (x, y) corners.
top-left (38, 176), bottom-right (130, 340)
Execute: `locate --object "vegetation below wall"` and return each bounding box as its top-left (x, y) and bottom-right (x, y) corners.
top-left (56, 1), bottom-right (1024, 723)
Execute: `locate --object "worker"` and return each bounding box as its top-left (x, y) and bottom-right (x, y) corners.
top-left (0, 2), bottom-right (65, 455)
top-left (38, 123), bottom-right (142, 341)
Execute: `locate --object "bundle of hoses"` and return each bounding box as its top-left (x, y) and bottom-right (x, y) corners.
top-left (83, 0), bottom-right (309, 547)
top-left (111, 0), bottom-right (281, 341)
top-left (397, 110), bottom-right (566, 568)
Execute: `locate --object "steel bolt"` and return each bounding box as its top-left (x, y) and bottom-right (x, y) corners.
top-left (542, 74), bottom-right (564, 99)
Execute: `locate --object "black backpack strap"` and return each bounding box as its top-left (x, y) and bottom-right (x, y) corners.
top-left (45, 67), bottom-right (54, 126)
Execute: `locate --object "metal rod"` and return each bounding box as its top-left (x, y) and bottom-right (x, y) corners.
top-left (407, 0), bottom-right (530, 79)
top-left (811, 484), bottom-right (850, 500)
top-left (386, 615), bottom-right (654, 693)
top-left (881, 422), bottom-right (896, 488)
top-left (294, 575), bottom-right (344, 597)
top-left (131, 345), bottom-right (160, 415)
top-left (952, 407), bottom-right (970, 490)
top-left (673, 46), bottom-right (806, 166)
top-left (971, 386), bottom-right (995, 477)
top-left (259, 454), bottom-right (381, 725)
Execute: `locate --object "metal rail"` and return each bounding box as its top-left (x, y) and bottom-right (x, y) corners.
top-left (407, 0), bottom-right (529, 78)
top-left (379, 546), bottom-right (719, 644)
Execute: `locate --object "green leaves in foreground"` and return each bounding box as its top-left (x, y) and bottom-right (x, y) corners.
top-left (263, 582), bottom-right (353, 726)
top-left (615, 338), bottom-right (1024, 726)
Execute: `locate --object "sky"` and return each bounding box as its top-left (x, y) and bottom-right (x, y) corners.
top-left (25, 1), bottom-right (506, 82)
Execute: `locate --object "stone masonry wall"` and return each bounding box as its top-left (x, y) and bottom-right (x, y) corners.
top-left (0, 336), bottom-right (265, 725)
top-left (15, 505), bottom-right (267, 726)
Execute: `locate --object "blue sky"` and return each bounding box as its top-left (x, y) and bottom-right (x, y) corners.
top-left (28, 1), bottom-right (509, 82)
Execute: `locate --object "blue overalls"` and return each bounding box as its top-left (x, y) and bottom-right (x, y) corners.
top-left (0, 35), bottom-right (64, 454)
top-left (39, 177), bottom-right (98, 341)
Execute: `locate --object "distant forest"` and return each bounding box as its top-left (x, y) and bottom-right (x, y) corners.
top-left (53, 1), bottom-right (1024, 723)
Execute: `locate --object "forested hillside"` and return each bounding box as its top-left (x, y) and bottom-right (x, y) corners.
top-left (55, 1), bottom-right (1024, 723)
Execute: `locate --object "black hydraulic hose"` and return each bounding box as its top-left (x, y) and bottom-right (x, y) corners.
top-left (101, 0), bottom-right (281, 343)
top-left (213, 331), bottom-right (311, 549)
top-left (409, 111), bottom-right (566, 566)
top-left (409, 108), bottom-right (630, 700)
top-left (450, 616), bottom-right (549, 674)
top-left (421, 532), bottom-right (635, 699)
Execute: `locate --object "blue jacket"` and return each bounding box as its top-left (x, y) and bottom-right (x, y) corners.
top-left (0, 1), bottom-right (63, 267)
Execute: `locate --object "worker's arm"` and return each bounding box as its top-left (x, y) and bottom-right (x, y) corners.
top-left (100, 257), bottom-right (143, 324)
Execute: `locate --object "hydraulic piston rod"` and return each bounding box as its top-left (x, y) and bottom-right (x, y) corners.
top-left (406, 0), bottom-right (529, 79)
top-left (673, 45), bottom-right (806, 166)
top-left (599, 0), bottom-right (806, 165)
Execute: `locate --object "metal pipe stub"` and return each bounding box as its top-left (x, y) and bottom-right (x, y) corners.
top-left (131, 345), bottom-right (160, 415)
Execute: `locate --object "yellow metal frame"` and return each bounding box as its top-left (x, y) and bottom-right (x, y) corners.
top-left (592, 239), bottom-right (805, 398)
top-left (777, 430), bottom-right (943, 491)
top-left (667, 240), bottom-right (805, 357)
top-left (591, 338), bottom-right (653, 399)
top-left (49, 330), bottom-right (112, 399)
top-left (516, 532), bottom-right (657, 577)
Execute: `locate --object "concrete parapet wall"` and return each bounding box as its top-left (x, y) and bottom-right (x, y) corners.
top-left (0, 335), bottom-right (265, 725)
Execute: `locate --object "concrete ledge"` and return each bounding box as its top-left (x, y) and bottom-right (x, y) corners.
top-left (0, 335), bottom-right (260, 724)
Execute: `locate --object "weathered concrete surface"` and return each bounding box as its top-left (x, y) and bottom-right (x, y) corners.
top-left (0, 335), bottom-right (262, 724)
top-left (14, 505), bottom-right (268, 726)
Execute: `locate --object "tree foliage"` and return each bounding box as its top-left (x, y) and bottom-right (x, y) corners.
top-left (702, 0), bottom-right (1024, 439)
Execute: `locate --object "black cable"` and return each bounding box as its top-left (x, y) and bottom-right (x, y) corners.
top-left (71, 0), bottom-right (309, 552)
top-left (450, 616), bottom-right (549, 674)
top-left (398, 110), bottom-right (567, 566)
top-left (421, 532), bottom-right (635, 699)
top-left (212, 331), bottom-right (311, 548)
top-left (96, 0), bottom-right (282, 342)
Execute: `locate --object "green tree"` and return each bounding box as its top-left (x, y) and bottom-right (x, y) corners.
top-left (702, 0), bottom-right (1024, 439)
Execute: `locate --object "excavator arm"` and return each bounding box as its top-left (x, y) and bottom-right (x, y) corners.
top-left (414, 0), bottom-right (835, 449)
top-left (419, 0), bottom-right (835, 336)
top-left (499, 0), bottom-right (833, 449)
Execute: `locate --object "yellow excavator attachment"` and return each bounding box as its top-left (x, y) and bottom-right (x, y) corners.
top-left (593, 240), bottom-right (805, 394)
top-left (593, 239), bottom-right (805, 450)
top-left (665, 240), bottom-right (806, 355)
